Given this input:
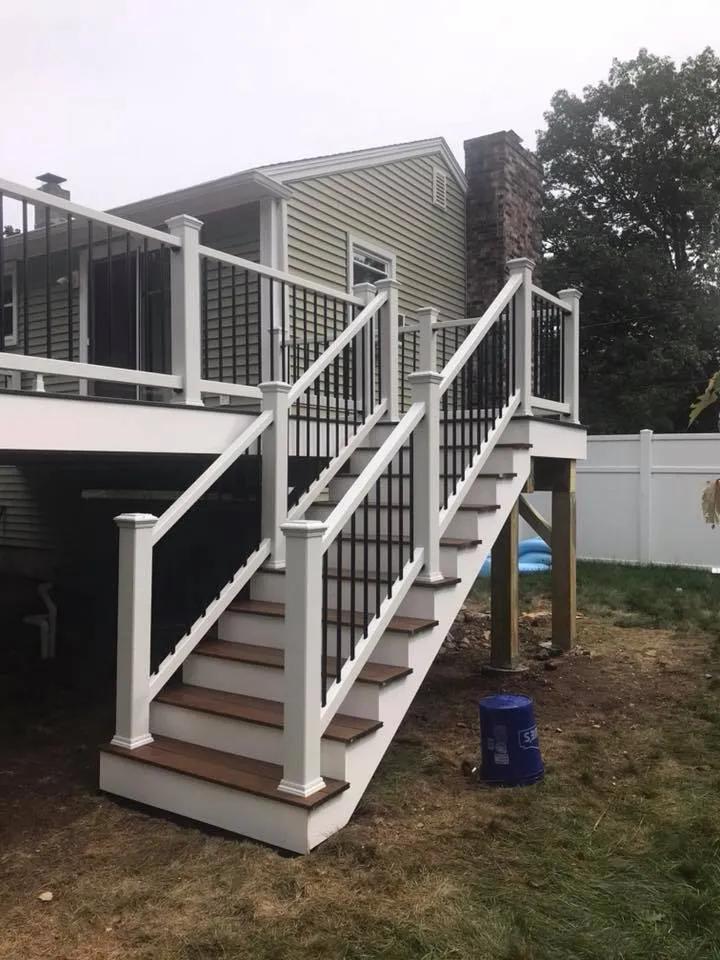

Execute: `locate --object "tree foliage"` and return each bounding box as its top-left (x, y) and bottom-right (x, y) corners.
top-left (537, 48), bottom-right (720, 433)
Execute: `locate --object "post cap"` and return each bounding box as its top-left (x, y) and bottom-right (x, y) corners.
top-left (506, 257), bottom-right (535, 274)
top-left (557, 288), bottom-right (582, 301)
top-left (114, 513), bottom-right (158, 528)
top-left (281, 520), bottom-right (327, 539)
top-left (375, 277), bottom-right (401, 290)
top-left (165, 213), bottom-right (204, 233)
top-left (414, 306), bottom-right (440, 321)
top-left (259, 381), bottom-right (292, 394)
top-left (408, 370), bottom-right (444, 385)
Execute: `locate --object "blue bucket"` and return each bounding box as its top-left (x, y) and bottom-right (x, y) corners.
top-left (479, 694), bottom-right (544, 786)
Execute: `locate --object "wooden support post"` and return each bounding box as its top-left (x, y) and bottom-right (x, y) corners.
top-left (488, 502), bottom-right (524, 671)
top-left (551, 460), bottom-right (576, 651)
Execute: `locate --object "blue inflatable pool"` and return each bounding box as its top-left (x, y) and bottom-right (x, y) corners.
top-left (479, 537), bottom-right (551, 577)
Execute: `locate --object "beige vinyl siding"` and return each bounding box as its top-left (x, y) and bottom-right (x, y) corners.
top-left (286, 153), bottom-right (466, 409)
top-left (0, 466), bottom-right (53, 549)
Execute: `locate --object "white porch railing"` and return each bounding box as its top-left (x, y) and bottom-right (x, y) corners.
top-left (278, 259), bottom-right (581, 796)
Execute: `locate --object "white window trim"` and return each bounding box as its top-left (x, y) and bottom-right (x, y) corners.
top-left (2, 263), bottom-right (18, 347)
top-left (346, 233), bottom-right (397, 294)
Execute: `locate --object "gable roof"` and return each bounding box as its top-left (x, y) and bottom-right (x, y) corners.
top-left (108, 137), bottom-right (466, 223)
top-left (258, 138), bottom-right (467, 191)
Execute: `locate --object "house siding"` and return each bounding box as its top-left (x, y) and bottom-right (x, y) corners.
top-left (285, 154), bottom-right (466, 321)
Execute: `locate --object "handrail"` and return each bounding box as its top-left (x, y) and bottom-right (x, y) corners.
top-left (152, 410), bottom-right (273, 544)
top-left (439, 273), bottom-right (522, 397)
top-left (198, 244), bottom-right (364, 306)
top-left (0, 351), bottom-right (182, 390)
top-left (531, 285), bottom-right (573, 313)
top-left (321, 402), bottom-right (424, 549)
top-left (0, 177), bottom-right (182, 247)
top-left (287, 290), bottom-right (388, 405)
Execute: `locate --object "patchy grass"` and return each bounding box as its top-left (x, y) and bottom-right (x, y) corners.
top-left (2, 564), bottom-right (720, 959)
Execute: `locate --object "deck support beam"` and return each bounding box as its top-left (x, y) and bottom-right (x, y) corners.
top-left (551, 460), bottom-right (576, 651)
top-left (488, 501), bottom-right (522, 670)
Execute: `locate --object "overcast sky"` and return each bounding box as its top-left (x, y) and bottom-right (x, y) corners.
top-left (2, 0), bottom-right (718, 209)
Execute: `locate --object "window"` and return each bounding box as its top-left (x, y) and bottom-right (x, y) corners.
top-left (348, 237), bottom-right (396, 292)
top-left (1, 267), bottom-right (16, 346)
top-left (432, 167), bottom-right (448, 209)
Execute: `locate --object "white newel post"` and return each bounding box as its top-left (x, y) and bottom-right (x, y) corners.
top-left (558, 287), bottom-right (581, 424)
top-left (507, 258), bottom-right (534, 417)
top-left (353, 281), bottom-right (377, 413)
top-left (416, 307), bottom-right (438, 372)
top-left (278, 521), bottom-right (327, 797)
top-left (111, 513), bottom-right (156, 750)
top-left (375, 277), bottom-right (400, 421)
top-left (165, 214), bottom-right (203, 406)
top-left (261, 381), bottom-right (291, 570)
top-left (409, 371), bottom-right (444, 583)
top-left (638, 429), bottom-right (653, 564)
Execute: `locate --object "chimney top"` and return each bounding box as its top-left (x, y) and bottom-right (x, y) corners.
top-left (36, 173), bottom-right (67, 187)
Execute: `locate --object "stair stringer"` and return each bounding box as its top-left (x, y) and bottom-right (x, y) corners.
top-left (304, 461), bottom-right (532, 848)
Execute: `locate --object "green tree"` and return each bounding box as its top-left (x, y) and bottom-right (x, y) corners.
top-left (537, 48), bottom-right (720, 433)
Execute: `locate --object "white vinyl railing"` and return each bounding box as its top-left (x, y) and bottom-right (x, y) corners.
top-left (277, 258), bottom-right (581, 797)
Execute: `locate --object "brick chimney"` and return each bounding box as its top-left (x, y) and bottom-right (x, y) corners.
top-left (35, 173), bottom-right (70, 229)
top-left (464, 131), bottom-right (542, 316)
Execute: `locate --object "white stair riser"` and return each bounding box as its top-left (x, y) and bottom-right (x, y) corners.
top-left (324, 539), bottom-right (461, 578)
top-left (183, 654), bottom-right (384, 720)
top-left (308, 502), bottom-right (482, 539)
top-left (150, 701), bottom-right (349, 779)
top-left (349, 439), bottom-right (512, 475)
top-left (443, 510), bottom-right (487, 540)
top-left (329, 473), bottom-right (504, 504)
top-left (349, 446), bottom-right (409, 472)
top-left (99, 752), bottom-right (314, 854)
top-left (219, 609), bottom-right (414, 666)
top-left (319, 573), bottom-right (442, 621)
top-left (218, 610), bottom-right (285, 648)
top-left (486, 447), bottom-right (524, 473)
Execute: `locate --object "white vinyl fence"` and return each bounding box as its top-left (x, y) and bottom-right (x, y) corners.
top-left (524, 430), bottom-right (720, 570)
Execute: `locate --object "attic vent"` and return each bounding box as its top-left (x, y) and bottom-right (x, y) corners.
top-left (432, 168), bottom-right (448, 209)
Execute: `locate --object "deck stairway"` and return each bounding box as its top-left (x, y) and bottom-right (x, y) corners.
top-left (97, 258), bottom-right (581, 853)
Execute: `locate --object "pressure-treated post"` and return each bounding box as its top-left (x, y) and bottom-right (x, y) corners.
top-left (376, 278), bottom-right (400, 420)
top-left (111, 513), bottom-right (156, 749)
top-left (353, 282), bottom-right (376, 414)
top-left (165, 214), bottom-right (203, 406)
top-left (278, 520), bottom-right (327, 798)
top-left (261, 381), bottom-right (291, 570)
top-left (409, 371), bottom-right (445, 583)
top-left (416, 307), bottom-right (438, 372)
top-left (558, 288), bottom-right (581, 423)
top-left (488, 501), bottom-right (522, 671)
top-left (551, 460), bottom-right (577, 651)
top-left (507, 258), bottom-right (534, 417)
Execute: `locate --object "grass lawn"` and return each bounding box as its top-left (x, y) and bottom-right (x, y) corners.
top-left (2, 562), bottom-right (720, 959)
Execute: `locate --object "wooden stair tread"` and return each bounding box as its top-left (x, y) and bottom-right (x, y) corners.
top-left (229, 599), bottom-right (437, 635)
top-left (340, 472), bottom-right (517, 481)
top-left (102, 736), bottom-right (348, 809)
top-left (156, 684), bottom-right (382, 743)
top-left (195, 639), bottom-right (412, 686)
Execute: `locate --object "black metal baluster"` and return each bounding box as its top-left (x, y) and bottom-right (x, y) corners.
top-left (363, 494), bottom-right (370, 638)
top-left (322, 554), bottom-right (329, 706)
top-left (255, 274), bottom-right (261, 386)
top-left (231, 266), bottom-right (237, 385)
top-left (387, 460), bottom-right (393, 595)
top-left (398, 448), bottom-right (404, 576)
top-left (125, 233), bottom-right (132, 377)
top-left (268, 277), bottom-right (275, 381)
top-left (22, 202), bottom-right (29, 356)
top-left (218, 261), bottom-right (225, 383)
top-left (67, 214), bottom-right (74, 362)
top-left (243, 269), bottom-right (250, 384)
top-left (202, 258), bottom-right (209, 379)
top-left (45, 210), bottom-right (52, 356)
top-left (350, 512), bottom-right (357, 660)
top-left (335, 532), bottom-right (342, 683)
top-left (375, 478), bottom-right (381, 617)
top-left (409, 433), bottom-right (415, 563)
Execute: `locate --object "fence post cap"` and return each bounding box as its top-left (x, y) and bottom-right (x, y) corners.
top-left (114, 513), bottom-right (158, 528)
top-left (507, 257), bottom-right (535, 274)
top-left (165, 213), bottom-right (203, 233)
top-left (557, 288), bottom-right (582, 301)
top-left (281, 520), bottom-right (327, 540)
